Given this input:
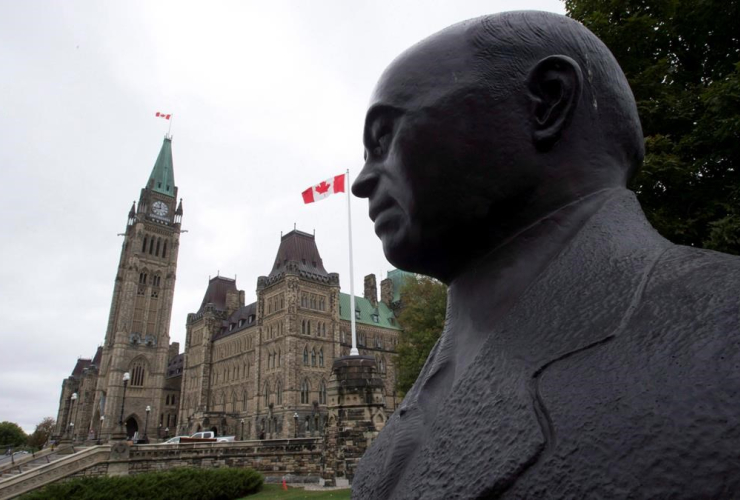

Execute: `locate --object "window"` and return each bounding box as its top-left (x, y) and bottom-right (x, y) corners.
top-left (263, 382), bottom-right (270, 407)
top-left (131, 362), bottom-right (145, 387)
top-left (243, 391), bottom-right (248, 411)
top-left (238, 319), bottom-right (245, 327)
top-left (302, 320), bottom-right (306, 335)
top-left (372, 314), bottom-right (379, 324)
top-left (319, 380), bottom-right (327, 405)
top-left (319, 348), bottom-right (324, 367)
top-left (162, 240), bottom-right (167, 258)
top-left (276, 380), bottom-right (283, 405)
top-left (311, 348), bottom-right (316, 367)
top-left (301, 379), bottom-right (309, 404)
top-left (355, 310), bottom-right (361, 320)
top-left (307, 321), bottom-right (311, 335)
top-left (277, 348), bottom-right (281, 367)
top-left (139, 272), bottom-right (147, 284)
top-left (303, 346), bottom-right (309, 365)
top-left (142, 237), bottom-right (148, 253)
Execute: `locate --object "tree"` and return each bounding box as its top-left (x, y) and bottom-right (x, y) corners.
top-left (0, 421), bottom-right (27, 448)
top-left (394, 275), bottom-right (447, 396)
top-left (565, 0), bottom-right (740, 254)
top-left (26, 417), bottom-right (55, 449)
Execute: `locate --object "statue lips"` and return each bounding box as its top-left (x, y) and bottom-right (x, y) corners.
top-left (369, 198), bottom-right (399, 234)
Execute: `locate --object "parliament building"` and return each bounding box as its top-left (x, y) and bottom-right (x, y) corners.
top-left (53, 137), bottom-right (406, 443)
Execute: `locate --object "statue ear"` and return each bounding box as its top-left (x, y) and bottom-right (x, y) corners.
top-left (527, 55), bottom-right (583, 151)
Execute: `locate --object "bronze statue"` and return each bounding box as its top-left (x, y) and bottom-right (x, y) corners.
top-left (352, 11), bottom-right (740, 499)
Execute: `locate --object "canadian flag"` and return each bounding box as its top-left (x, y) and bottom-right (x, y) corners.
top-left (302, 174), bottom-right (346, 204)
top-left (155, 112), bottom-right (171, 120)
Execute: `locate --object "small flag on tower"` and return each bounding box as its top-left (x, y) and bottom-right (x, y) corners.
top-left (155, 112), bottom-right (172, 120)
top-left (301, 174), bottom-right (346, 204)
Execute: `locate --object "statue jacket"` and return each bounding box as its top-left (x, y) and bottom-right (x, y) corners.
top-left (352, 190), bottom-right (740, 499)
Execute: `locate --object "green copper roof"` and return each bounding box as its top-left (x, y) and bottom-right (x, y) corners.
top-left (148, 137), bottom-right (175, 197)
top-left (339, 293), bottom-right (402, 330)
top-left (387, 269), bottom-right (413, 303)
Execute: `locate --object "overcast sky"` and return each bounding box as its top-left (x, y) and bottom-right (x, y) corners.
top-left (0, 0), bottom-right (564, 434)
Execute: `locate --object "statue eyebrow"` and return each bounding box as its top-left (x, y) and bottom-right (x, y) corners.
top-left (363, 104), bottom-right (403, 148)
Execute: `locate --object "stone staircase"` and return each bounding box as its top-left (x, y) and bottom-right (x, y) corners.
top-left (0, 445), bottom-right (110, 500)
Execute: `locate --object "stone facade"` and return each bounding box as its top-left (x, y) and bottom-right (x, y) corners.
top-left (177, 229), bottom-right (403, 441)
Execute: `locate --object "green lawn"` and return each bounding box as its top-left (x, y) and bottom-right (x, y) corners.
top-left (244, 483), bottom-right (351, 499)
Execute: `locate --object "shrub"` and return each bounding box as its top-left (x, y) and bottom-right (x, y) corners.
top-left (21, 467), bottom-right (263, 500)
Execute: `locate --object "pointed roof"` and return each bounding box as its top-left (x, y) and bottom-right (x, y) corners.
top-left (268, 229), bottom-right (329, 278)
top-left (197, 276), bottom-right (238, 314)
top-left (148, 137), bottom-right (175, 197)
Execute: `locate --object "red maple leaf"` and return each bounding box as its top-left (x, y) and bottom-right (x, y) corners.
top-left (315, 181), bottom-right (331, 194)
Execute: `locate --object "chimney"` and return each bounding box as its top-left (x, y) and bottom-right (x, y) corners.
top-left (168, 342), bottom-right (180, 361)
top-left (380, 278), bottom-right (394, 306)
top-left (364, 274), bottom-right (378, 307)
top-left (225, 288), bottom-right (241, 316)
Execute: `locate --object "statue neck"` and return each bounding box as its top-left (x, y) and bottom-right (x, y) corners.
top-left (444, 187), bottom-right (622, 371)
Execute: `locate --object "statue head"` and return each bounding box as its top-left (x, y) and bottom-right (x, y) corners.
top-left (352, 11), bottom-right (643, 283)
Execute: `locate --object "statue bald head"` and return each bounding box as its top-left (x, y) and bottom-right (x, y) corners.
top-left (354, 11), bottom-right (644, 282)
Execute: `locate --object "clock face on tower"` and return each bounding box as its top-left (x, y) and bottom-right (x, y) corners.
top-left (152, 201), bottom-right (168, 217)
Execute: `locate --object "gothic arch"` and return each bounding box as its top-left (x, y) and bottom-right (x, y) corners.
top-left (128, 356), bottom-right (150, 387)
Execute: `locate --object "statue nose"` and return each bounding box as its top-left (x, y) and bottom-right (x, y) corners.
top-left (352, 164), bottom-right (378, 199)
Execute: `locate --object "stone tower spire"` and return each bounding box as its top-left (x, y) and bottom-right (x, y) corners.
top-left (93, 136), bottom-right (184, 442)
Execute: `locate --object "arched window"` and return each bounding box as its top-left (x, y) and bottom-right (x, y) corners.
top-left (319, 380), bottom-right (327, 405)
top-left (301, 379), bottom-right (309, 404)
top-left (162, 240), bottom-right (167, 258)
top-left (303, 346), bottom-right (309, 365)
top-left (319, 348), bottom-right (324, 367)
top-left (311, 348), bottom-right (316, 367)
top-left (277, 348), bottom-right (281, 367)
top-left (149, 238), bottom-right (154, 254)
top-left (155, 238), bottom-right (161, 256)
top-left (263, 381), bottom-right (270, 407)
top-left (322, 323), bottom-right (327, 336)
top-left (131, 361), bottom-right (145, 387)
top-left (141, 236), bottom-right (148, 253)
top-left (301, 320), bottom-right (305, 335)
top-left (276, 380), bottom-right (283, 405)
top-left (243, 391), bottom-right (248, 411)
top-left (307, 322), bottom-right (311, 335)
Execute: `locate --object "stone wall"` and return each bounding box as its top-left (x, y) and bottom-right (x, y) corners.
top-left (121, 439), bottom-right (323, 479)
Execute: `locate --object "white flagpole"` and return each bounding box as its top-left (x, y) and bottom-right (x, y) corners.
top-left (346, 168), bottom-right (359, 356)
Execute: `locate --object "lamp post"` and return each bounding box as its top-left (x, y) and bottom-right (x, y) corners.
top-left (118, 372), bottom-right (130, 438)
top-left (293, 412), bottom-right (299, 438)
top-left (70, 393), bottom-right (79, 442)
top-left (144, 406), bottom-right (151, 443)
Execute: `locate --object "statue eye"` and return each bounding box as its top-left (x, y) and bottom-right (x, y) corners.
top-left (372, 132), bottom-right (391, 157)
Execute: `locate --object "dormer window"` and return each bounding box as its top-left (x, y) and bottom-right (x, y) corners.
top-left (238, 319), bottom-right (245, 327)
top-left (389, 318), bottom-right (395, 325)
top-left (229, 323), bottom-right (234, 331)
top-left (355, 310), bottom-right (361, 320)
top-left (248, 315), bottom-right (255, 323)
top-left (371, 314), bottom-right (379, 324)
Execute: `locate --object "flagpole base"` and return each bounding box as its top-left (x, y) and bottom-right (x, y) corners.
top-left (350, 348), bottom-right (359, 356)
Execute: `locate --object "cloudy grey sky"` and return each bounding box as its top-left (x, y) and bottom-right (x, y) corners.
top-left (0, 0), bottom-right (564, 433)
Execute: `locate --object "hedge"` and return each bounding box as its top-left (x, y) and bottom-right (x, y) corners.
top-left (21, 467), bottom-right (263, 500)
